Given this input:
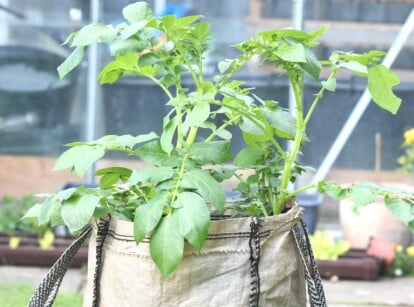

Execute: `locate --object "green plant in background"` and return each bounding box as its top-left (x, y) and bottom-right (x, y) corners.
top-left (23, 2), bottom-right (414, 277)
top-left (386, 245), bottom-right (414, 277)
top-left (309, 231), bottom-right (350, 261)
top-left (0, 283), bottom-right (82, 307)
top-left (0, 196), bottom-right (54, 249)
top-left (398, 128), bottom-right (414, 173)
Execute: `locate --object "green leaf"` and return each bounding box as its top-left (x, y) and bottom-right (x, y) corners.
top-left (181, 169), bottom-right (225, 213)
top-left (138, 53), bottom-right (160, 67)
top-left (351, 185), bottom-right (376, 208)
top-left (134, 193), bottom-right (167, 243)
top-left (274, 43), bottom-right (306, 63)
top-left (55, 188), bottom-right (78, 202)
top-left (161, 74), bottom-right (177, 88)
top-left (321, 183), bottom-right (351, 200)
top-left (37, 197), bottom-right (56, 225)
top-left (122, 2), bottom-right (153, 23)
top-left (239, 116), bottom-right (265, 136)
top-left (339, 61), bottom-right (368, 76)
top-left (176, 15), bottom-right (202, 27)
top-left (261, 108), bottom-right (298, 140)
top-left (220, 88), bottom-right (254, 104)
top-left (22, 203), bottom-right (41, 220)
top-left (134, 132), bottom-right (160, 144)
top-left (309, 27), bottom-right (327, 40)
top-left (161, 41), bottom-right (174, 52)
top-left (120, 20), bottom-right (148, 39)
top-left (95, 167), bottom-right (132, 178)
top-left (173, 192), bottom-right (210, 250)
top-left (96, 167), bottom-right (132, 188)
top-left (129, 166), bottom-right (175, 185)
top-left (54, 145), bottom-right (105, 178)
top-left (61, 194), bottom-right (100, 233)
top-left (57, 46), bottom-right (86, 79)
top-left (161, 15), bottom-right (177, 30)
top-left (368, 65), bottom-right (401, 114)
top-left (242, 131), bottom-right (270, 147)
top-left (301, 48), bottom-right (321, 81)
top-left (215, 129), bottom-right (232, 140)
top-left (70, 133), bottom-right (158, 151)
top-left (183, 101), bottom-right (210, 130)
top-left (258, 29), bottom-right (313, 45)
top-left (218, 60), bottom-right (232, 74)
top-left (160, 115), bottom-right (178, 155)
top-left (234, 147), bottom-right (264, 167)
top-left (62, 31), bottom-right (78, 46)
top-left (188, 141), bottom-right (232, 164)
top-left (137, 141), bottom-right (176, 165)
top-left (50, 204), bottom-right (64, 227)
top-left (150, 213), bottom-right (184, 278)
top-left (99, 53), bottom-right (140, 83)
top-left (99, 173), bottom-right (121, 189)
top-left (385, 196), bottom-right (414, 225)
top-left (321, 78), bottom-right (337, 92)
top-left (71, 23), bottom-right (117, 47)
top-left (109, 39), bottom-right (146, 56)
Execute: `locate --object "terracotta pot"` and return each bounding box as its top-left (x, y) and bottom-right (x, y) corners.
top-left (339, 183), bottom-right (413, 249)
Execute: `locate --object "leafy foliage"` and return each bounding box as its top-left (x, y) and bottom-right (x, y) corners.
top-left (0, 196), bottom-right (55, 249)
top-left (309, 231), bottom-right (350, 260)
top-left (25, 2), bottom-right (411, 277)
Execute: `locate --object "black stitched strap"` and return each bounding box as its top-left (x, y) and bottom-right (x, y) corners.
top-left (91, 217), bottom-right (111, 307)
top-left (293, 220), bottom-right (328, 307)
top-left (27, 225), bottom-right (92, 307)
top-left (249, 217), bottom-right (262, 307)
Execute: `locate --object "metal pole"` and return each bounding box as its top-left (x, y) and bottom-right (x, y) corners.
top-left (0, 0), bottom-right (10, 45)
top-left (154, 0), bottom-right (167, 16)
top-left (85, 0), bottom-right (100, 183)
top-left (311, 8), bottom-right (414, 185)
top-left (291, 0), bottom-right (304, 30)
top-left (288, 0), bottom-right (304, 152)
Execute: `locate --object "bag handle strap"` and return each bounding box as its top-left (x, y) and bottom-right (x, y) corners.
top-left (27, 225), bottom-right (92, 307)
top-left (292, 220), bottom-right (328, 307)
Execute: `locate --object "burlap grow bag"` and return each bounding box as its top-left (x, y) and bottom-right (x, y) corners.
top-left (28, 205), bottom-right (326, 307)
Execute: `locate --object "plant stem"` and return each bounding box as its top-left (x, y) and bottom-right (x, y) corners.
top-left (176, 47), bottom-right (202, 91)
top-left (275, 70), bottom-right (337, 213)
top-left (170, 153), bottom-right (189, 205)
top-left (217, 101), bottom-right (288, 159)
top-left (185, 126), bottom-right (198, 147)
top-left (274, 73), bottom-right (304, 214)
top-left (286, 183), bottom-right (319, 199)
top-left (304, 70), bottom-right (337, 126)
top-left (147, 75), bottom-right (174, 100)
top-left (204, 115), bottom-right (240, 142)
top-left (215, 54), bottom-right (253, 93)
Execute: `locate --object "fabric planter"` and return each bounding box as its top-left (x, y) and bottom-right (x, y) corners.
top-left (29, 205), bottom-right (326, 307)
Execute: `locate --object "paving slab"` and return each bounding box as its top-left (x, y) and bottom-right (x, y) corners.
top-left (1, 266), bottom-right (414, 306)
top-left (0, 266), bottom-right (86, 294)
top-left (323, 277), bottom-right (414, 306)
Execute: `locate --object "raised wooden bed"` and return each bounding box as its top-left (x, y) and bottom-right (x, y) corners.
top-left (0, 234), bottom-right (88, 267)
top-left (317, 249), bottom-right (385, 280)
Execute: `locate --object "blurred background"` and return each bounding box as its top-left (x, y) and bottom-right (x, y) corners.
top-left (0, 0), bottom-right (414, 242)
top-left (1, 1), bottom-right (414, 305)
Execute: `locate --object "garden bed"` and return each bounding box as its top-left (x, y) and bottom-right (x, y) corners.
top-left (317, 249), bottom-right (385, 280)
top-left (0, 234), bottom-right (88, 267)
